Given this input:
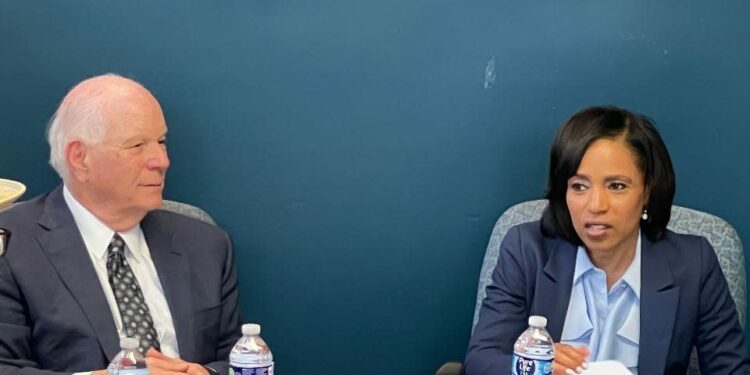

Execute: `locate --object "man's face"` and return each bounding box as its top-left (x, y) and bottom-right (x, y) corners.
top-left (83, 96), bottom-right (170, 221)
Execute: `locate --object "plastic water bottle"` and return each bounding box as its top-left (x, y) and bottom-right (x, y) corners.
top-left (107, 337), bottom-right (148, 375)
top-left (229, 323), bottom-right (274, 375)
top-left (511, 316), bottom-right (555, 375)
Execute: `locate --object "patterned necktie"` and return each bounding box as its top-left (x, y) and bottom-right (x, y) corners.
top-left (106, 233), bottom-right (161, 355)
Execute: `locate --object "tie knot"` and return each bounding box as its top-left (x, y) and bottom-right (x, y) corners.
top-left (108, 233), bottom-right (126, 256)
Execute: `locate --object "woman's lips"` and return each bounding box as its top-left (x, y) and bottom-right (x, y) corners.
top-left (584, 223), bottom-right (611, 237)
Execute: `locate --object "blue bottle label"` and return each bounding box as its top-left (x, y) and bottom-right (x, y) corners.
top-left (229, 365), bottom-right (274, 375)
top-left (511, 354), bottom-right (552, 375)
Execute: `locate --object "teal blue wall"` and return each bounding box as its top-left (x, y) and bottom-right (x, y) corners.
top-left (2, 1), bottom-right (749, 373)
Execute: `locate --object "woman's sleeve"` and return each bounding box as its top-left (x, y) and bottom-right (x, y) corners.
top-left (464, 225), bottom-right (533, 375)
top-left (695, 237), bottom-right (750, 373)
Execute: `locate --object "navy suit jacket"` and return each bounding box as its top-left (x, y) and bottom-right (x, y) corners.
top-left (465, 221), bottom-right (749, 375)
top-left (0, 186), bottom-right (242, 375)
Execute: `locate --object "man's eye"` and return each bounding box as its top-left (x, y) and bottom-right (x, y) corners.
top-left (158, 139), bottom-right (167, 145)
top-left (130, 143), bottom-right (144, 149)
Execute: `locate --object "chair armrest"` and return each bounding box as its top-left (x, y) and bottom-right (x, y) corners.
top-left (435, 361), bottom-right (463, 375)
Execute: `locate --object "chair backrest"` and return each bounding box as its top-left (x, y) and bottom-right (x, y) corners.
top-left (160, 199), bottom-right (217, 226)
top-left (471, 199), bottom-right (746, 374)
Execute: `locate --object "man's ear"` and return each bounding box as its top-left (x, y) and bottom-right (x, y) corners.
top-left (66, 140), bottom-right (89, 181)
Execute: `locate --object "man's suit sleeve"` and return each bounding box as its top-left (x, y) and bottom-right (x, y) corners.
top-left (0, 257), bottom-right (73, 375)
top-left (201, 230), bottom-right (242, 375)
top-left (464, 225), bottom-right (532, 374)
top-left (694, 237), bottom-right (750, 373)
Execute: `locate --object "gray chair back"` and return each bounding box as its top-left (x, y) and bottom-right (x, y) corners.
top-left (160, 199), bottom-right (216, 225)
top-left (472, 199), bottom-right (746, 374)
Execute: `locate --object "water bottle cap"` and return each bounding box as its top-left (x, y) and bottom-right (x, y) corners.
top-left (120, 337), bottom-right (140, 350)
top-left (528, 315), bottom-right (547, 328)
top-left (242, 323), bottom-right (261, 335)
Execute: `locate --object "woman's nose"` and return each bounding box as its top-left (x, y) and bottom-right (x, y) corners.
top-left (587, 187), bottom-right (608, 213)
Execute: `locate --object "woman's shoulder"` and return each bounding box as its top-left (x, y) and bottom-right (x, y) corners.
top-left (651, 229), bottom-right (721, 279)
top-left (657, 229), bottom-right (712, 252)
top-left (502, 220), bottom-right (576, 257)
top-left (504, 220), bottom-right (547, 246)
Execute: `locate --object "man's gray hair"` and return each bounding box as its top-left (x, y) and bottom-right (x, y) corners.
top-left (46, 73), bottom-right (146, 179)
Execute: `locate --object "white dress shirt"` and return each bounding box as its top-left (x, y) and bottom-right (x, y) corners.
top-left (63, 186), bottom-right (180, 360)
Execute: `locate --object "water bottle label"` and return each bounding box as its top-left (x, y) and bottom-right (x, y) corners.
top-left (511, 354), bottom-right (552, 375)
top-left (229, 364), bottom-right (274, 375)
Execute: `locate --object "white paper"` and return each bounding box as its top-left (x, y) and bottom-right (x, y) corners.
top-left (581, 360), bottom-right (633, 375)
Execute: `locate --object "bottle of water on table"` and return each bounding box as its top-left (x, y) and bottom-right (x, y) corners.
top-left (229, 323), bottom-right (274, 375)
top-left (107, 337), bottom-right (149, 375)
top-left (511, 315), bottom-right (555, 375)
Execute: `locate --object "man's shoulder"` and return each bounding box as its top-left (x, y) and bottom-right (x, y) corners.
top-left (0, 190), bottom-right (56, 228)
top-left (143, 209), bottom-right (231, 261)
top-left (144, 208), bottom-right (225, 237)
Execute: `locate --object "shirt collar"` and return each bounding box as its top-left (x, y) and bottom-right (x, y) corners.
top-left (572, 231), bottom-right (642, 300)
top-left (620, 234), bottom-right (642, 300)
top-left (63, 185), bottom-right (144, 262)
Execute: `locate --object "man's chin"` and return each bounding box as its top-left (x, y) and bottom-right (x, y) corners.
top-left (141, 196), bottom-right (164, 212)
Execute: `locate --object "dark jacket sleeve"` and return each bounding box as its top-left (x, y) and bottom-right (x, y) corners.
top-left (202, 230), bottom-right (242, 375)
top-left (464, 225), bottom-right (532, 374)
top-left (694, 237), bottom-right (750, 373)
top-left (0, 257), bottom-right (73, 375)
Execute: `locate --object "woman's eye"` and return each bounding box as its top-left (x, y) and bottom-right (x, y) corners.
top-left (610, 182), bottom-right (627, 190)
top-left (570, 183), bottom-right (588, 191)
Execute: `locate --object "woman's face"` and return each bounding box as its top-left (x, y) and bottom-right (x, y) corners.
top-left (566, 138), bottom-right (648, 256)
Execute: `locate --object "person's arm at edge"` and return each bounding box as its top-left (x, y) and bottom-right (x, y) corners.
top-left (0, 257), bottom-right (86, 375)
top-left (464, 225), bottom-right (530, 374)
top-left (694, 237), bottom-right (750, 373)
top-left (201, 230), bottom-right (242, 375)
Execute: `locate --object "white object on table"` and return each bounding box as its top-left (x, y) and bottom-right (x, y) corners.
top-left (582, 360), bottom-right (633, 375)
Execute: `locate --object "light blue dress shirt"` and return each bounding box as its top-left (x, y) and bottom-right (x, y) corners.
top-left (560, 234), bottom-right (641, 374)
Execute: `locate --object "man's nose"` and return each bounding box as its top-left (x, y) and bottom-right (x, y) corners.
top-left (146, 144), bottom-right (170, 171)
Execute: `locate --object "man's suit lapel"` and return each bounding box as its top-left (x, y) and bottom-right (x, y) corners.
top-left (538, 238), bottom-right (577, 341)
top-left (141, 213), bottom-right (196, 360)
top-left (638, 236), bottom-right (678, 375)
top-left (36, 186), bottom-right (120, 361)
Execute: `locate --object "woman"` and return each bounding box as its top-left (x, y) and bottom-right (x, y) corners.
top-left (464, 107), bottom-right (749, 374)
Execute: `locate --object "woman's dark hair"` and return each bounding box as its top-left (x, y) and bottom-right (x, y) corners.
top-left (541, 106), bottom-right (676, 243)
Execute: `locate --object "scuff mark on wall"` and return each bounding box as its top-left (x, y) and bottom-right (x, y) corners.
top-left (484, 56), bottom-right (496, 89)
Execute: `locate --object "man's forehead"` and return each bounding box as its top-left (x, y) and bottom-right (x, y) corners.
top-left (104, 117), bottom-right (167, 141)
top-left (98, 98), bottom-right (167, 142)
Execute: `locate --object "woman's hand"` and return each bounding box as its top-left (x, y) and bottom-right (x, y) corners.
top-left (553, 343), bottom-right (590, 375)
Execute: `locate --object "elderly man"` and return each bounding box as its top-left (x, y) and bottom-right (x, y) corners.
top-left (0, 74), bottom-right (241, 375)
